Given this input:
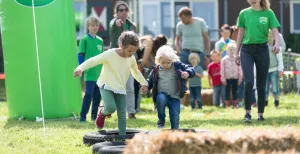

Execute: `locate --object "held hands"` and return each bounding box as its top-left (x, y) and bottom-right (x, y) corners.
top-left (141, 85), bottom-right (148, 94)
top-left (278, 71), bottom-right (283, 78)
top-left (181, 71), bottom-right (189, 79)
top-left (73, 69), bottom-right (83, 77)
top-left (116, 19), bottom-right (124, 27)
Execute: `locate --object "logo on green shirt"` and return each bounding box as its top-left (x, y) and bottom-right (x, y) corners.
top-left (259, 17), bottom-right (268, 25)
top-left (15, 0), bottom-right (55, 7)
top-left (97, 45), bottom-right (103, 51)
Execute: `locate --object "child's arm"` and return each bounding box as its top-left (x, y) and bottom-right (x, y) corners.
top-left (176, 62), bottom-right (195, 78)
top-left (195, 66), bottom-right (203, 78)
top-left (238, 66), bottom-right (243, 85)
top-left (76, 51), bottom-right (108, 72)
top-left (130, 57), bottom-right (148, 86)
top-left (147, 68), bottom-right (155, 91)
top-left (220, 59), bottom-right (226, 84)
top-left (276, 50), bottom-right (284, 77)
top-left (78, 38), bottom-right (86, 64)
top-left (207, 65), bottom-right (212, 88)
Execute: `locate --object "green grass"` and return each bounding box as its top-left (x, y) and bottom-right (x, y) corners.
top-left (1, 94), bottom-right (300, 154)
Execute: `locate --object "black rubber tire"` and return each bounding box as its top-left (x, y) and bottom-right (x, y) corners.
top-left (92, 142), bottom-right (126, 153)
top-left (83, 132), bottom-right (134, 145)
top-left (98, 129), bottom-right (144, 135)
top-left (145, 128), bottom-right (207, 135)
top-left (98, 145), bottom-right (126, 154)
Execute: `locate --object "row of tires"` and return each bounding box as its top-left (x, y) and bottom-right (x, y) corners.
top-left (83, 129), bottom-right (207, 154)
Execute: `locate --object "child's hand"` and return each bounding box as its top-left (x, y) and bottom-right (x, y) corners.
top-left (181, 71), bottom-right (189, 79)
top-left (141, 85), bottom-right (148, 94)
top-left (73, 69), bottom-right (82, 77)
top-left (222, 81), bottom-right (227, 86)
top-left (238, 80), bottom-right (242, 86)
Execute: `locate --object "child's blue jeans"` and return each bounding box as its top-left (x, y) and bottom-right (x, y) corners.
top-left (265, 71), bottom-right (280, 98)
top-left (213, 85), bottom-right (225, 106)
top-left (156, 92), bottom-right (180, 129)
top-left (80, 81), bottom-right (101, 120)
top-left (189, 86), bottom-right (202, 109)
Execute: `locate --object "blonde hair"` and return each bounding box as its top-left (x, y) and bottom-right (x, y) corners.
top-left (155, 45), bottom-right (179, 65)
top-left (226, 43), bottom-right (236, 55)
top-left (247, 0), bottom-right (270, 10)
top-left (188, 53), bottom-right (200, 64)
top-left (86, 16), bottom-right (100, 27)
top-left (210, 50), bottom-right (220, 56)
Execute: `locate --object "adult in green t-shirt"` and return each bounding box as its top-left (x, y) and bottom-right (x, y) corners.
top-left (235, 0), bottom-right (280, 123)
top-left (109, 1), bottom-right (137, 119)
top-left (78, 16), bottom-right (104, 122)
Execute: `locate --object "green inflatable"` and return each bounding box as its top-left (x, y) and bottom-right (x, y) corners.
top-left (0, 0), bottom-right (82, 119)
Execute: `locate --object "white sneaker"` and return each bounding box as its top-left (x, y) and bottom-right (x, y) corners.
top-left (180, 104), bottom-right (184, 110)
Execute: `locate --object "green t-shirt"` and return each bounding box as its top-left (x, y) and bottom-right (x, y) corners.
top-left (238, 7), bottom-right (280, 44)
top-left (78, 34), bottom-right (104, 81)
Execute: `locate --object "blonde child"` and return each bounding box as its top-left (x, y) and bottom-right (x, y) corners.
top-left (145, 45), bottom-right (195, 129)
top-left (74, 31), bottom-right (148, 135)
top-left (220, 43), bottom-right (243, 108)
top-left (188, 53), bottom-right (203, 109)
top-left (78, 16), bottom-right (104, 122)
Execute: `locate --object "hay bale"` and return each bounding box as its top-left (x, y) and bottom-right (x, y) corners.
top-left (124, 128), bottom-right (300, 154)
top-left (201, 89), bottom-right (213, 106)
top-left (182, 89), bottom-right (213, 107)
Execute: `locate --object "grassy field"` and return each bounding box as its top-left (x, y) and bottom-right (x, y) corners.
top-left (0, 93), bottom-right (300, 154)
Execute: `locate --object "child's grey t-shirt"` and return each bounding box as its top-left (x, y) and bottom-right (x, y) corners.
top-left (189, 66), bottom-right (203, 87)
top-left (176, 17), bottom-right (208, 52)
top-left (158, 64), bottom-right (179, 99)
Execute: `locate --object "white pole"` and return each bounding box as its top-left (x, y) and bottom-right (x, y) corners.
top-left (139, 0), bottom-right (143, 35)
top-left (31, 0), bottom-right (46, 135)
top-left (170, 0), bottom-right (175, 43)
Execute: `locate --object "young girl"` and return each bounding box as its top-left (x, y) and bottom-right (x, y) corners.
top-left (73, 31), bottom-right (148, 135)
top-left (144, 45), bottom-right (195, 129)
top-left (220, 43), bottom-right (243, 108)
top-left (188, 53), bottom-right (203, 109)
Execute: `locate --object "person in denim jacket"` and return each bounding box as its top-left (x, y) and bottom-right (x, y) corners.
top-left (143, 45), bottom-right (195, 129)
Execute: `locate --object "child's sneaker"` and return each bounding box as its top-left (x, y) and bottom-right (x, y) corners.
top-left (258, 115), bottom-right (265, 121)
top-left (243, 113), bottom-right (252, 123)
top-left (95, 108), bottom-right (106, 129)
top-left (157, 120), bottom-right (165, 129)
top-left (274, 100), bottom-right (279, 108)
top-left (180, 104), bottom-right (184, 110)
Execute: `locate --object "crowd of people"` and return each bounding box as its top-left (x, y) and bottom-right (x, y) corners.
top-left (73, 0), bottom-right (286, 134)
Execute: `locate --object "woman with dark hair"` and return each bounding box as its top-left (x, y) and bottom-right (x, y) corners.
top-left (141, 34), bottom-right (168, 68)
top-left (235, 0), bottom-right (280, 123)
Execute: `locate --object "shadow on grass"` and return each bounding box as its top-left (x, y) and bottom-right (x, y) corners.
top-left (179, 116), bottom-right (300, 128)
top-left (3, 117), bottom-right (158, 130)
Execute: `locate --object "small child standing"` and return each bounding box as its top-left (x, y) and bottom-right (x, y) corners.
top-left (78, 16), bottom-right (104, 122)
top-left (215, 24), bottom-right (236, 58)
top-left (188, 53), bottom-right (203, 109)
top-left (74, 31), bottom-right (148, 135)
top-left (220, 43), bottom-right (243, 108)
top-left (208, 50), bottom-right (225, 107)
top-left (265, 31), bottom-right (285, 107)
top-left (146, 45), bottom-right (195, 129)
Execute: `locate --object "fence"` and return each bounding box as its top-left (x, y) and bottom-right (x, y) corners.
top-left (282, 49), bottom-right (300, 94)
